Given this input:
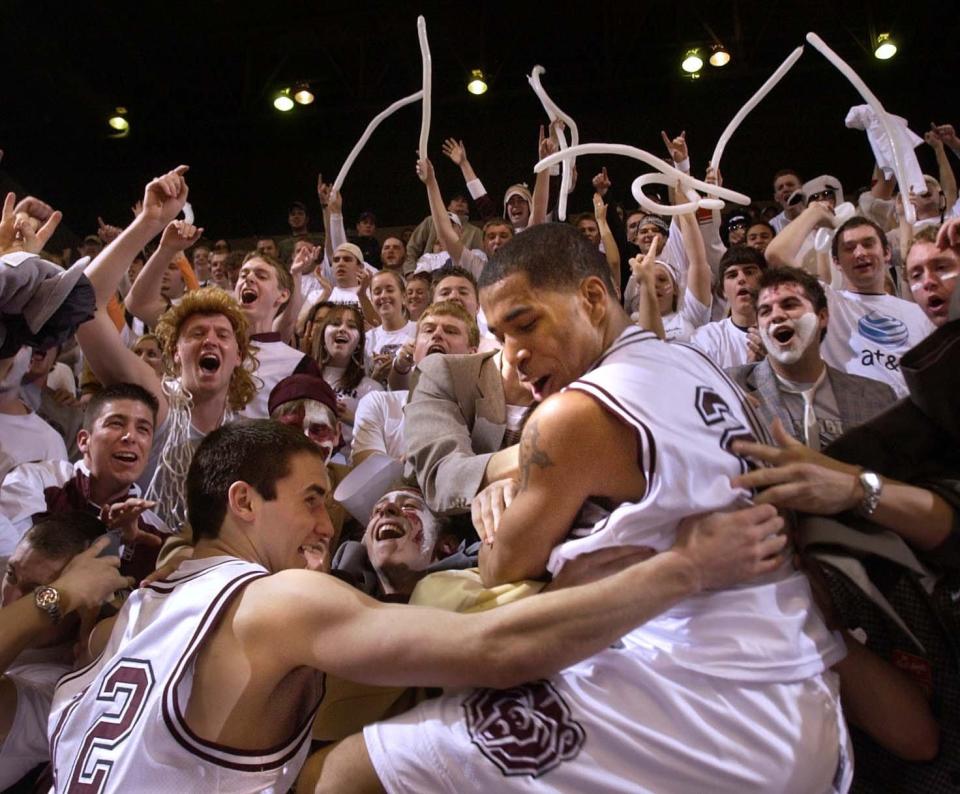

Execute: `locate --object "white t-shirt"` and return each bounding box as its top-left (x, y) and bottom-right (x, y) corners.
top-left (322, 367), bottom-right (383, 445)
top-left (351, 390), bottom-right (407, 463)
top-left (244, 334), bottom-right (311, 419)
top-left (689, 317), bottom-right (751, 369)
top-left (820, 284), bottom-right (935, 398)
top-left (458, 248), bottom-right (487, 280)
top-left (0, 409), bottom-right (68, 483)
top-left (413, 252), bottom-right (453, 274)
top-left (364, 322), bottom-right (416, 372)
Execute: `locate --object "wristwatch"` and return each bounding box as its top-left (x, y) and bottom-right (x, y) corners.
top-left (857, 471), bottom-right (883, 517)
top-left (34, 585), bottom-right (62, 624)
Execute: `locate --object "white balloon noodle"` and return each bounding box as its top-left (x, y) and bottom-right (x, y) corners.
top-left (804, 33), bottom-right (918, 225)
top-left (527, 66), bottom-right (580, 221)
top-left (332, 91), bottom-right (424, 193)
top-left (536, 143), bottom-right (751, 217)
top-left (332, 15), bottom-right (432, 193)
top-left (710, 46), bottom-right (805, 174)
top-left (417, 15), bottom-right (432, 159)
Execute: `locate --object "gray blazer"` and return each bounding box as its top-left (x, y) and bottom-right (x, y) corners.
top-left (726, 359), bottom-right (897, 441)
top-left (403, 351), bottom-right (506, 514)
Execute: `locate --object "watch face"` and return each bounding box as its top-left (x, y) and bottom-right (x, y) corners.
top-left (36, 586), bottom-right (59, 610)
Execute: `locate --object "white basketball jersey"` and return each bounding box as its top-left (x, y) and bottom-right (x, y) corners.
top-left (49, 557), bottom-right (323, 793)
top-left (549, 327), bottom-right (843, 682)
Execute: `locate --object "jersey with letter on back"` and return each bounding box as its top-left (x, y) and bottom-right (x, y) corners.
top-left (551, 327), bottom-right (843, 682)
top-left (49, 557), bottom-right (324, 793)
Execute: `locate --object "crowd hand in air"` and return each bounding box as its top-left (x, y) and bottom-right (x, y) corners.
top-left (441, 138), bottom-right (467, 167)
top-left (415, 156), bottom-right (435, 184)
top-left (630, 233), bottom-right (660, 286)
top-left (100, 497), bottom-right (164, 550)
top-left (704, 165), bottom-right (723, 187)
top-left (137, 165), bottom-right (190, 234)
top-left (661, 129), bottom-right (689, 165)
top-left (291, 242), bottom-right (320, 277)
top-left (937, 217), bottom-right (960, 250)
top-left (326, 187), bottom-right (343, 215)
top-left (96, 216), bottom-right (123, 245)
top-left (592, 167), bottom-right (612, 198)
top-left (0, 193), bottom-right (62, 255)
top-left (928, 122), bottom-right (959, 151)
top-left (158, 219), bottom-right (203, 252)
top-left (730, 418), bottom-right (862, 514)
top-left (317, 173), bottom-right (332, 208)
top-left (472, 478), bottom-right (519, 545)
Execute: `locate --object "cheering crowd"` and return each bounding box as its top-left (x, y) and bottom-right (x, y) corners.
top-left (0, 89), bottom-right (958, 793)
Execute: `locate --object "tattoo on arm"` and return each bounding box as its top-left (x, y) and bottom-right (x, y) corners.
top-left (518, 417), bottom-right (554, 491)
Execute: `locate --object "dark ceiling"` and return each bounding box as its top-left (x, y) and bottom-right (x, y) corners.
top-left (1, 0), bottom-right (956, 248)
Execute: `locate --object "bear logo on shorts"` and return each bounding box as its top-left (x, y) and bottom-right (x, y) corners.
top-left (462, 679), bottom-right (586, 777)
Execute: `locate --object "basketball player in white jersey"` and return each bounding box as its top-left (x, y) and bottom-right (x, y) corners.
top-left (48, 419), bottom-right (785, 793)
top-left (314, 224), bottom-right (850, 793)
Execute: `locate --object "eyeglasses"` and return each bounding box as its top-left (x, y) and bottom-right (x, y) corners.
top-left (808, 189), bottom-right (837, 204)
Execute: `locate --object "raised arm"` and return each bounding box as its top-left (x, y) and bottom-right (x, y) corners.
top-left (416, 156), bottom-right (465, 263)
top-left (677, 205), bottom-right (712, 307)
top-left (272, 242), bottom-right (316, 342)
top-left (594, 192), bottom-right (621, 290)
top-left (926, 126), bottom-right (957, 212)
top-left (125, 220), bottom-right (203, 326)
top-left (84, 166), bottom-right (189, 307)
top-left (630, 237), bottom-right (666, 340)
top-left (441, 138), bottom-right (499, 222)
top-left (764, 203), bottom-right (835, 273)
top-left (529, 125), bottom-right (555, 227)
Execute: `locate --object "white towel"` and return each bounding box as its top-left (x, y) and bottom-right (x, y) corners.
top-left (845, 104), bottom-right (925, 194)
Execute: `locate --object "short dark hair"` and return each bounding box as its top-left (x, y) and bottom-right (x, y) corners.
top-left (831, 216), bottom-right (890, 259)
top-left (187, 420), bottom-right (326, 541)
top-left (406, 271), bottom-right (432, 289)
top-left (478, 222), bottom-right (616, 295)
top-left (758, 266), bottom-right (827, 314)
top-left (25, 511), bottom-right (105, 559)
top-left (83, 383), bottom-right (159, 431)
top-left (431, 263), bottom-right (479, 297)
top-left (773, 168), bottom-right (801, 183)
top-left (718, 245), bottom-right (767, 285)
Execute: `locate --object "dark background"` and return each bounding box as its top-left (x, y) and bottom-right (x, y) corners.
top-left (1, 0), bottom-right (956, 247)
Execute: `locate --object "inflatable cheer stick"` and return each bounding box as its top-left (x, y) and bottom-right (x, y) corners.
top-left (528, 66), bottom-right (580, 221)
top-left (710, 46), bottom-right (804, 174)
top-left (417, 16), bottom-right (432, 159)
top-left (805, 32), bottom-right (917, 225)
top-left (537, 143), bottom-right (750, 216)
top-left (332, 92), bottom-right (424, 193)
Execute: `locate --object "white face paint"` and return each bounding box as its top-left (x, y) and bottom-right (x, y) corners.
top-left (303, 401), bottom-right (339, 464)
top-left (760, 311), bottom-right (820, 365)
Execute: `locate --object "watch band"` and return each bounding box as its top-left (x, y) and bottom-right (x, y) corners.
top-left (857, 471), bottom-right (883, 517)
top-left (34, 585), bottom-right (62, 624)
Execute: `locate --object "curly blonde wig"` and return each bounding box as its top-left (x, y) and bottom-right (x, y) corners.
top-left (154, 286), bottom-right (259, 411)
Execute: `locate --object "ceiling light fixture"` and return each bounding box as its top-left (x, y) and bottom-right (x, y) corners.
top-left (293, 83), bottom-right (315, 105)
top-left (681, 49), bottom-right (704, 74)
top-left (874, 33), bottom-right (897, 60)
top-left (467, 69), bottom-right (488, 95)
top-left (709, 45), bottom-right (731, 67)
top-left (107, 107), bottom-right (129, 132)
top-left (273, 89), bottom-right (295, 112)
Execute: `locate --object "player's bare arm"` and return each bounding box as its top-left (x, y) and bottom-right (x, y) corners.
top-left (479, 390), bottom-right (646, 587)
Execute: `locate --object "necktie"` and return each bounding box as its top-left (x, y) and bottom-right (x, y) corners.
top-left (777, 367), bottom-right (827, 450)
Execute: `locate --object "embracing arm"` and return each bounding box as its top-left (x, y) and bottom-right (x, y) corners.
top-left (732, 419), bottom-right (954, 551)
top-left (479, 391), bottom-right (645, 586)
